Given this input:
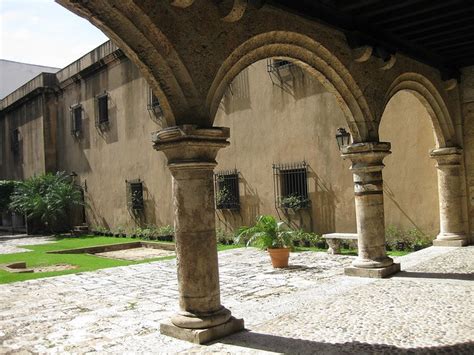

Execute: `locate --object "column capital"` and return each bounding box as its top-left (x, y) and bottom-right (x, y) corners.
top-left (152, 125), bottom-right (230, 167)
top-left (430, 146), bottom-right (463, 167)
top-left (341, 142), bottom-right (391, 173)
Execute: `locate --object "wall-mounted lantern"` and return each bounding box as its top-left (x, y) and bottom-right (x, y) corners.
top-left (335, 127), bottom-right (351, 151)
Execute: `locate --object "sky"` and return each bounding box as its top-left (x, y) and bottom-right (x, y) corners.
top-left (0, 0), bottom-right (109, 68)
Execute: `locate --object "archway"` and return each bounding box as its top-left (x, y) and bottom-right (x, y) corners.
top-left (382, 73), bottom-right (467, 247)
top-left (380, 91), bottom-right (439, 242)
top-left (207, 31), bottom-right (378, 143)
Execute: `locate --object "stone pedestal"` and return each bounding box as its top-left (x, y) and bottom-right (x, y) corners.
top-left (430, 147), bottom-right (468, 247)
top-left (341, 142), bottom-right (399, 278)
top-left (152, 125), bottom-right (244, 344)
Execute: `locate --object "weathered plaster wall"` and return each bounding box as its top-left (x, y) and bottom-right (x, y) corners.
top-left (0, 96), bottom-right (47, 180)
top-left (215, 60), bottom-right (439, 237)
top-left (56, 57), bottom-right (173, 230)
top-left (461, 66), bottom-right (474, 244)
top-left (380, 91), bottom-right (439, 236)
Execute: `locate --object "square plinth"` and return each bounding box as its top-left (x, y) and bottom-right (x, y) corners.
top-left (344, 263), bottom-right (401, 278)
top-left (433, 239), bottom-right (467, 247)
top-left (160, 316), bottom-right (245, 344)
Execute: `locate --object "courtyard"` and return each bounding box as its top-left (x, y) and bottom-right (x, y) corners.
top-left (0, 233), bottom-right (472, 354)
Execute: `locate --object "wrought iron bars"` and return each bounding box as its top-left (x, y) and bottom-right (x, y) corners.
top-left (272, 161), bottom-right (310, 210)
top-left (214, 169), bottom-right (240, 210)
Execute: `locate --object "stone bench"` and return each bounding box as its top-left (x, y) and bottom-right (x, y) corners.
top-left (322, 233), bottom-right (358, 254)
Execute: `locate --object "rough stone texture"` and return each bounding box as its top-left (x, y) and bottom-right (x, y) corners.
top-left (95, 247), bottom-right (175, 261)
top-left (0, 234), bottom-right (55, 254)
top-left (342, 142), bottom-right (395, 269)
top-left (0, 245), bottom-right (473, 353)
top-left (344, 262), bottom-right (401, 278)
top-left (152, 125), bottom-right (235, 334)
top-left (430, 147), bottom-right (468, 245)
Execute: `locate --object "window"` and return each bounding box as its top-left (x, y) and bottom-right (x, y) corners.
top-left (126, 179), bottom-right (144, 211)
top-left (147, 87), bottom-right (163, 116)
top-left (214, 170), bottom-right (240, 210)
top-left (267, 58), bottom-right (295, 83)
top-left (70, 104), bottom-right (82, 138)
top-left (273, 162), bottom-right (309, 210)
top-left (95, 92), bottom-right (109, 129)
top-left (11, 129), bottom-right (20, 155)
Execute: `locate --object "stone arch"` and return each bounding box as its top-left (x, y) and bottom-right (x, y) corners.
top-left (56, 0), bottom-right (201, 127)
top-left (383, 73), bottom-right (456, 148)
top-left (206, 31), bottom-right (377, 143)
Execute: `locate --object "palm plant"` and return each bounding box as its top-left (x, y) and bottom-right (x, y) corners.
top-left (9, 172), bottom-right (83, 232)
top-left (236, 215), bottom-right (295, 249)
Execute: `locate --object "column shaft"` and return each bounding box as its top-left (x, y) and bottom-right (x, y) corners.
top-left (431, 147), bottom-right (468, 246)
top-left (342, 142), bottom-right (399, 277)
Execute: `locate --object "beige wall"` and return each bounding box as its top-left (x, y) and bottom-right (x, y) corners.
top-left (0, 56), bottom-right (444, 239)
top-left (380, 91), bottom-right (439, 236)
top-left (215, 60), bottom-right (440, 238)
top-left (0, 95), bottom-right (48, 180)
top-left (56, 58), bottom-right (173, 230)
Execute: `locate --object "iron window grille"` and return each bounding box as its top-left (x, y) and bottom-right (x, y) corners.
top-left (214, 169), bottom-right (240, 210)
top-left (126, 179), bottom-right (144, 211)
top-left (273, 161), bottom-right (310, 210)
top-left (147, 87), bottom-right (163, 116)
top-left (267, 58), bottom-right (296, 83)
top-left (70, 104), bottom-right (83, 138)
top-left (11, 129), bottom-right (20, 155)
top-left (95, 92), bottom-right (109, 129)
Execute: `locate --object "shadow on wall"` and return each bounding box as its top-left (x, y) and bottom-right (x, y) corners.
top-left (383, 181), bottom-right (425, 233)
top-left (308, 169), bottom-right (337, 234)
top-left (85, 192), bottom-right (110, 230)
top-left (220, 68), bottom-right (251, 115)
top-left (216, 174), bottom-right (260, 231)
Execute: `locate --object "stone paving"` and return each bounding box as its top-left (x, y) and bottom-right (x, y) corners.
top-left (95, 247), bottom-right (175, 261)
top-left (0, 236), bottom-right (472, 354)
top-left (0, 234), bottom-right (55, 255)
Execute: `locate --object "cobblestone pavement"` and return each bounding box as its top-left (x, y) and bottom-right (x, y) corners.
top-left (95, 247), bottom-right (175, 261)
top-left (0, 243), bottom-right (473, 354)
top-left (0, 235), bottom-right (55, 254)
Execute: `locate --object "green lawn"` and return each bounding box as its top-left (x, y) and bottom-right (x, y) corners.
top-left (0, 235), bottom-right (240, 284)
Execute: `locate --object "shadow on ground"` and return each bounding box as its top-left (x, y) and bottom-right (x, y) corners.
top-left (394, 271), bottom-right (474, 281)
top-left (214, 331), bottom-right (474, 354)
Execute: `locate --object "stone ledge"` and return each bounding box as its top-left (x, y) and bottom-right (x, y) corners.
top-left (433, 239), bottom-right (467, 247)
top-left (344, 263), bottom-right (401, 278)
top-left (160, 316), bottom-right (245, 344)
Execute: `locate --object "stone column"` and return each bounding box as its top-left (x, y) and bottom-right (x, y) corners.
top-left (153, 125), bottom-right (244, 344)
top-left (341, 142), bottom-right (400, 278)
top-left (430, 147), bottom-right (468, 246)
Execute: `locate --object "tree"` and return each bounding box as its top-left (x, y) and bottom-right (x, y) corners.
top-left (9, 172), bottom-right (83, 232)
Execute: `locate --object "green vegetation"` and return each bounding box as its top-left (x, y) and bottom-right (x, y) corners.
top-left (0, 180), bottom-right (18, 212)
top-left (385, 225), bottom-right (432, 251)
top-left (236, 215), bottom-right (296, 249)
top-left (9, 172), bottom-right (83, 232)
top-left (0, 235), bottom-right (237, 284)
top-left (294, 245), bottom-right (409, 257)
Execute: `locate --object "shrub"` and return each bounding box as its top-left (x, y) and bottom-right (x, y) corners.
top-left (9, 172), bottom-right (83, 232)
top-left (236, 215), bottom-right (296, 249)
top-left (0, 180), bottom-right (18, 213)
top-left (385, 225), bottom-right (433, 251)
top-left (216, 228), bottom-right (234, 245)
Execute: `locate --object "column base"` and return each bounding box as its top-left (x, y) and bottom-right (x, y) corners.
top-left (433, 239), bottom-right (467, 247)
top-left (344, 263), bottom-right (400, 278)
top-left (160, 316), bottom-right (245, 344)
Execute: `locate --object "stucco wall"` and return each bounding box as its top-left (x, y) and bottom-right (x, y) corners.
top-left (214, 60), bottom-right (439, 237)
top-left (380, 91), bottom-right (439, 236)
top-left (0, 96), bottom-right (47, 180)
top-left (56, 58), bottom-right (173, 230)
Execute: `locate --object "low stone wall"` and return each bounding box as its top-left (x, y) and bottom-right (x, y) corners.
top-left (48, 241), bottom-right (175, 255)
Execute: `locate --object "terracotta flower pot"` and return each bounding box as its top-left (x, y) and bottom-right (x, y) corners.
top-left (268, 247), bottom-right (290, 268)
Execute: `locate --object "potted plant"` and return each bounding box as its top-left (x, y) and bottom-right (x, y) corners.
top-left (236, 215), bottom-right (295, 268)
